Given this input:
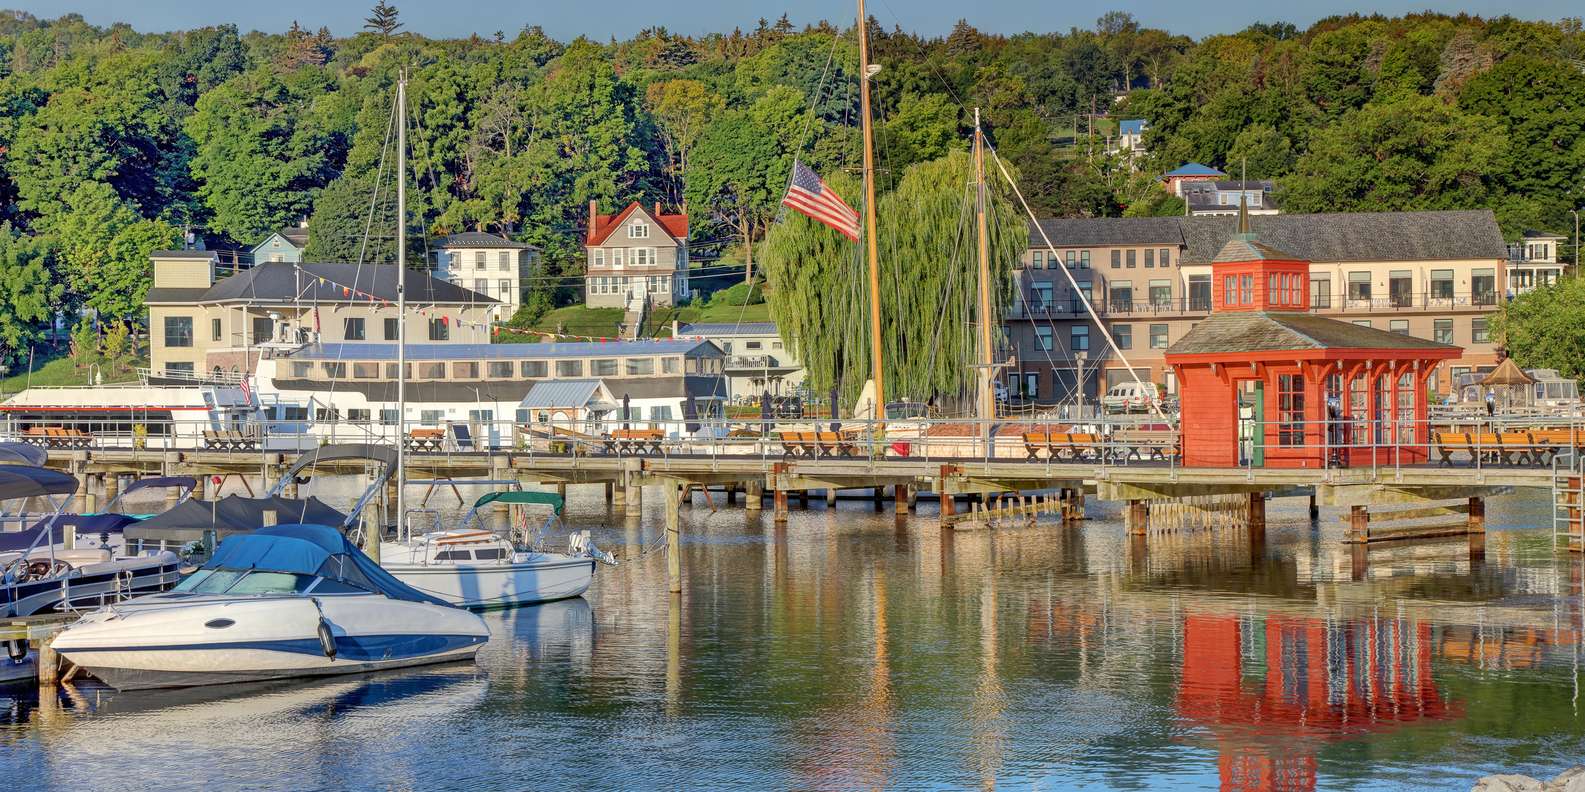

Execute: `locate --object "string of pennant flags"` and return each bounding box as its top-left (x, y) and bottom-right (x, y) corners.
top-left (289, 263), bottom-right (711, 344)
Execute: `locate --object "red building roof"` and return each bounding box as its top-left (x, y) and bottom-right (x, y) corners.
top-left (586, 201), bottom-right (688, 246)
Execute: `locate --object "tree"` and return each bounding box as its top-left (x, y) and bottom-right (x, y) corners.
top-left (685, 86), bottom-right (810, 283)
top-left (364, 2), bottom-right (403, 37)
top-left (187, 70), bottom-right (337, 243)
top-left (1460, 55), bottom-right (1585, 234)
top-left (0, 225), bottom-right (62, 366)
top-left (1490, 278), bottom-right (1585, 381)
top-left (1225, 123), bottom-right (1294, 178)
top-left (760, 150), bottom-right (1025, 404)
top-left (1281, 96), bottom-right (1505, 214)
top-left (305, 172), bottom-right (399, 264)
top-left (645, 80), bottom-right (725, 202)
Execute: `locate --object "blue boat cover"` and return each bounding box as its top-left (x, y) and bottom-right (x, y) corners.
top-left (206, 524), bottom-right (450, 607)
top-left (0, 513), bottom-right (138, 553)
top-left (120, 476), bottom-right (198, 497)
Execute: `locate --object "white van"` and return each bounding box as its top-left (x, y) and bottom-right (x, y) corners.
top-left (1101, 382), bottom-right (1158, 413)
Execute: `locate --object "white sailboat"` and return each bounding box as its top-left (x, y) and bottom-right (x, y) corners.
top-left (380, 491), bottom-right (604, 609)
top-left (372, 72), bottom-right (611, 609)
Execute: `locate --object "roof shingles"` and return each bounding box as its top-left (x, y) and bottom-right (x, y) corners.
top-left (1165, 312), bottom-right (1460, 356)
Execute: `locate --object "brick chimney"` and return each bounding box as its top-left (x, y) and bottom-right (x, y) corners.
top-left (654, 201), bottom-right (662, 216)
top-left (588, 200), bottom-right (598, 238)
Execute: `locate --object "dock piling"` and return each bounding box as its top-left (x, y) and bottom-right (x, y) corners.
top-left (666, 484), bottom-right (681, 594)
top-left (745, 481), bottom-right (763, 512)
top-left (37, 635), bottom-right (59, 688)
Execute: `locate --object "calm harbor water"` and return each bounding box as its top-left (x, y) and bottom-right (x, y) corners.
top-left (4, 482), bottom-right (1585, 790)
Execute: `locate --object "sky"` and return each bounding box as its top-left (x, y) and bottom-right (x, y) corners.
top-left (8, 0), bottom-right (1579, 41)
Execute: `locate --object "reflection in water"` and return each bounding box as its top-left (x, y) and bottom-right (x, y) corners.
top-left (2, 483), bottom-right (1584, 790)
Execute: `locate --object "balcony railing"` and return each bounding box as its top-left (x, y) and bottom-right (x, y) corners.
top-left (1007, 291), bottom-right (1503, 320)
top-left (725, 355), bottom-right (787, 370)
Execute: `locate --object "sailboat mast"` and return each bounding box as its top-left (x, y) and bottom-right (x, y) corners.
top-left (974, 108), bottom-right (994, 424)
top-left (395, 70), bottom-right (408, 544)
top-left (856, 0), bottom-right (885, 422)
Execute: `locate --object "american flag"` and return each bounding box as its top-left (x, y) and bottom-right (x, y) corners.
top-left (781, 161), bottom-right (861, 241)
top-left (239, 375), bottom-right (253, 404)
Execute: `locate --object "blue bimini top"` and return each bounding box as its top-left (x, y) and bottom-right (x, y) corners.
top-left (205, 524), bottom-right (450, 606)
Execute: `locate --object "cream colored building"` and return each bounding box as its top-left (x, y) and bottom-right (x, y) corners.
top-left (431, 232), bottom-right (541, 317)
top-left (1004, 210), bottom-right (1511, 405)
top-left (146, 251), bottom-right (495, 381)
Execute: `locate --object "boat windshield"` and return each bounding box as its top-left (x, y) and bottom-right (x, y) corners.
top-left (174, 568), bottom-right (318, 595)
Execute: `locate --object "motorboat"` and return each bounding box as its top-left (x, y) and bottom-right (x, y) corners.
top-left (0, 474), bottom-right (196, 557)
top-left (52, 523), bottom-right (489, 690)
top-left (0, 466), bottom-right (181, 620)
top-left (380, 491), bottom-right (610, 609)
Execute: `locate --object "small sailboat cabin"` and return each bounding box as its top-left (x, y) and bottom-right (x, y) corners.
top-left (1163, 204), bottom-right (1461, 468)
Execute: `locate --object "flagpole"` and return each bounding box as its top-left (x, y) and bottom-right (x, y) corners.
top-left (856, 0), bottom-right (885, 427)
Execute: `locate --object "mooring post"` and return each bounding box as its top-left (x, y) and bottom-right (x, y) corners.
top-left (557, 482), bottom-right (568, 501)
top-left (1127, 500), bottom-right (1148, 536)
top-left (894, 484), bottom-right (907, 523)
top-left (666, 483), bottom-right (682, 594)
top-left (938, 465), bottom-right (957, 519)
top-left (1247, 492), bottom-right (1266, 541)
top-left (623, 467), bottom-right (642, 518)
top-left (771, 464), bottom-right (788, 523)
top-left (906, 485), bottom-right (917, 511)
top-left (825, 487), bottom-right (838, 507)
top-left (872, 486), bottom-right (884, 512)
top-left (798, 489), bottom-right (810, 508)
top-left (1309, 492), bottom-right (1320, 522)
top-left (725, 485), bottom-right (738, 506)
top-left (1468, 496), bottom-right (1485, 534)
top-left (102, 473), bottom-right (119, 508)
top-left (745, 481), bottom-right (763, 512)
top-left (37, 634), bottom-right (59, 688)
top-left (604, 481), bottom-right (614, 503)
top-left (1349, 505), bottom-right (1369, 543)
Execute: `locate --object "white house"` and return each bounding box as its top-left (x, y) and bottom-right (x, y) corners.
top-left (432, 232), bottom-right (541, 318)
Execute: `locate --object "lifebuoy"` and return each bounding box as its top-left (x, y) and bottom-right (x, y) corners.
top-left (317, 618), bottom-right (337, 660)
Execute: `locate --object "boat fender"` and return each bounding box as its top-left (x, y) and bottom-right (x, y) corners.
top-left (317, 618), bottom-right (337, 660)
top-left (5, 639), bottom-right (26, 661)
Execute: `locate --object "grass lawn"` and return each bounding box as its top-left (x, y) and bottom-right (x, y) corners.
top-left (0, 353), bottom-right (147, 394)
top-left (499, 302), bottom-right (772, 342)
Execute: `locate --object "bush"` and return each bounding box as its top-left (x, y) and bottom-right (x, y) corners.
top-left (709, 280), bottom-right (765, 308)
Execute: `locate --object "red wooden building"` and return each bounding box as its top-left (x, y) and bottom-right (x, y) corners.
top-left (1164, 212), bottom-right (1460, 468)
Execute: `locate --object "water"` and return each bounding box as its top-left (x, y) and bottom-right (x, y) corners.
top-left (4, 482), bottom-right (1585, 791)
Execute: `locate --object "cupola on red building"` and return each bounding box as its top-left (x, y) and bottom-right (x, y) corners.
top-left (1163, 205), bottom-right (1461, 468)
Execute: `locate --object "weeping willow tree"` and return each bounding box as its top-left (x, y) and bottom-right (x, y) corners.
top-left (761, 149), bottom-right (1026, 409)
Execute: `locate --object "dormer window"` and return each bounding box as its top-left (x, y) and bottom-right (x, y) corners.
top-left (629, 222), bottom-right (650, 239)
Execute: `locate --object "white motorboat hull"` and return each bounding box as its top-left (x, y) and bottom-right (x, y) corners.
top-left (52, 592), bottom-right (489, 690)
top-left (382, 556), bottom-right (595, 610)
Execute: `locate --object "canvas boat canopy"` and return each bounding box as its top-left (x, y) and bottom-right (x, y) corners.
top-left (0, 466), bottom-right (78, 501)
top-left (0, 443), bottom-right (47, 467)
top-left (0, 513), bottom-right (139, 553)
top-left (471, 491), bottom-right (564, 515)
top-left (126, 495), bottom-right (349, 546)
top-left (202, 524), bottom-right (448, 606)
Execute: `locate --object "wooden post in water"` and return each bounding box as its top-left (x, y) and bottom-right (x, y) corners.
top-left (604, 481), bottom-right (614, 503)
top-left (826, 487), bottom-right (837, 507)
top-left (1308, 492), bottom-right (1320, 522)
top-left (1127, 500), bottom-right (1148, 536)
top-left (1467, 496), bottom-right (1486, 534)
top-left (895, 485), bottom-right (908, 523)
top-left (37, 634), bottom-right (59, 688)
top-left (1247, 492), bottom-right (1266, 543)
top-left (873, 486), bottom-right (885, 512)
top-left (1349, 505), bottom-right (1369, 543)
top-left (773, 487), bottom-right (788, 523)
top-left (624, 473), bottom-right (641, 519)
top-left (745, 481), bottom-right (763, 512)
top-left (666, 483), bottom-right (682, 594)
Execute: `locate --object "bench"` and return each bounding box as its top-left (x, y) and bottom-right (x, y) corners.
top-left (1021, 432), bottom-right (1101, 461)
top-left (1434, 431), bottom-right (1552, 467)
top-left (24, 426), bottom-right (93, 449)
top-left (406, 428), bottom-right (445, 452)
top-left (203, 430), bottom-right (260, 451)
top-left (1112, 429), bottom-right (1181, 462)
top-left (777, 431), bottom-right (817, 459)
top-left (605, 428), bottom-right (665, 456)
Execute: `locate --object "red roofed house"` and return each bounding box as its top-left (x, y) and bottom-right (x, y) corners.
top-left (1163, 202), bottom-right (1461, 468)
top-left (584, 200), bottom-right (690, 309)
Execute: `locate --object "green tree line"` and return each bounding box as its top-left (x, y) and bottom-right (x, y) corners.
top-left (0, 8), bottom-right (1581, 369)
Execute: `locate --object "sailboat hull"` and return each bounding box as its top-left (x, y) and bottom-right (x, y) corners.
top-left (383, 556), bottom-right (595, 610)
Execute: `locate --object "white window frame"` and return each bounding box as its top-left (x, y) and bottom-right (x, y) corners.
top-left (629, 222), bottom-right (650, 239)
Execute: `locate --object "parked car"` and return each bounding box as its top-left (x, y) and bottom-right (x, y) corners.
top-left (1101, 382), bottom-right (1158, 413)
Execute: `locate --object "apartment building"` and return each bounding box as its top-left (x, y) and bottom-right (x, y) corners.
top-left (146, 251), bottom-right (495, 380)
top-left (432, 231), bottom-right (541, 317)
top-left (1507, 229), bottom-right (1566, 295)
top-left (676, 322), bottom-right (805, 401)
top-left (1004, 209), bottom-right (1510, 404)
